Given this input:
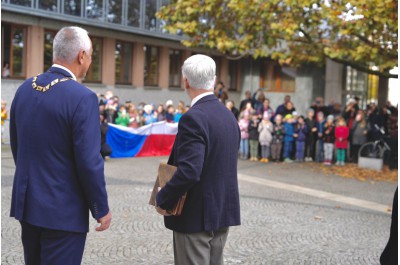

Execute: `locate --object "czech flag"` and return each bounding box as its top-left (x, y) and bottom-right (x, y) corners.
top-left (106, 121), bottom-right (178, 158)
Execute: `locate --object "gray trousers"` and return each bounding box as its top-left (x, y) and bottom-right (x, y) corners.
top-left (173, 227), bottom-right (229, 265)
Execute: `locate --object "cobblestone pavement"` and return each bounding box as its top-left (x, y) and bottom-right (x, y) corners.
top-left (1, 146), bottom-right (397, 264)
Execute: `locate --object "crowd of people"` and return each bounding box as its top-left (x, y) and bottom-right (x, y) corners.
top-left (233, 89), bottom-right (398, 170)
top-left (97, 84), bottom-right (398, 170)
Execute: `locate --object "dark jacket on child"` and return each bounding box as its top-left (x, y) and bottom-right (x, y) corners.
top-left (249, 119), bottom-right (260, 140)
top-left (323, 123), bottom-right (335, 143)
top-left (272, 123), bottom-right (285, 143)
top-left (295, 123), bottom-right (308, 142)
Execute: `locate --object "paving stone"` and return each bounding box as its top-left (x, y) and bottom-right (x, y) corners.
top-left (1, 147), bottom-right (395, 264)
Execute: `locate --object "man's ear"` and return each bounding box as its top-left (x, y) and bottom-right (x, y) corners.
top-left (184, 78), bottom-right (190, 90)
top-left (78, 50), bottom-right (85, 65)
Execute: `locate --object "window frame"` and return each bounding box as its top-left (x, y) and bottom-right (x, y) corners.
top-left (115, 40), bottom-right (133, 85)
top-left (144, 45), bottom-right (159, 87)
top-left (2, 23), bottom-right (28, 79)
top-left (168, 49), bottom-right (183, 88)
top-left (84, 36), bottom-right (103, 83)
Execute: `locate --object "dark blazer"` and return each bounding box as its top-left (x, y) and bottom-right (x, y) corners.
top-left (156, 94), bottom-right (241, 233)
top-left (10, 66), bottom-right (109, 233)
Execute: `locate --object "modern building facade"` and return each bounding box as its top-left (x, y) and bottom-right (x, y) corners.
top-left (1, 0), bottom-right (379, 121)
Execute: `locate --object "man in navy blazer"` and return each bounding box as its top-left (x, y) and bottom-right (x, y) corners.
top-left (10, 26), bottom-right (111, 265)
top-left (156, 54), bottom-right (241, 265)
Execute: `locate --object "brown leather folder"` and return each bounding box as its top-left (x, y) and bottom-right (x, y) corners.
top-left (149, 163), bottom-right (186, 216)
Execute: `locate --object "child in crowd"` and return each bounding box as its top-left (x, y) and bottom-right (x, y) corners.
top-left (283, 114), bottom-right (295, 163)
top-left (238, 112), bottom-right (250, 159)
top-left (258, 112), bottom-right (274, 163)
top-left (248, 114), bottom-right (260, 161)
top-left (174, 106), bottom-right (184, 123)
top-left (128, 105), bottom-right (140, 128)
top-left (350, 110), bottom-right (368, 163)
top-left (323, 115), bottom-right (335, 165)
top-left (271, 114), bottom-right (285, 162)
top-left (166, 105), bottom-right (175, 123)
top-left (294, 116), bottom-right (308, 162)
top-left (316, 112), bottom-right (326, 162)
top-left (335, 117), bottom-right (349, 166)
top-left (143, 104), bottom-right (157, 125)
top-left (305, 108), bottom-right (317, 162)
top-left (1, 99), bottom-right (7, 144)
top-left (115, 106), bottom-right (130, 127)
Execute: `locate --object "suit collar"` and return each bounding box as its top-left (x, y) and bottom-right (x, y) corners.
top-left (191, 93), bottom-right (217, 107)
top-left (48, 64), bottom-right (76, 80)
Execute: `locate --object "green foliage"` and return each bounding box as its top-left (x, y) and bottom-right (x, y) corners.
top-left (157, 0), bottom-right (398, 78)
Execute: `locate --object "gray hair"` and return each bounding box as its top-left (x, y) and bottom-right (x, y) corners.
top-left (181, 54), bottom-right (216, 90)
top-left (53, 26), bottom-right (91, 64)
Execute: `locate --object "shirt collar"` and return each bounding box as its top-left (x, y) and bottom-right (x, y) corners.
top-left (51, 64), bottom-right (77, 81)
top-left (191, 92), bottom-right (214, 107)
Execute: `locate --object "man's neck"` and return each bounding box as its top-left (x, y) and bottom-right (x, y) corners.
top-left (53, 61), bottom-right (80, 80)
top-left (188, 88), bottom-right (212, 101)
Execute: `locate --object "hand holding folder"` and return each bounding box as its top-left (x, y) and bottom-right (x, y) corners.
top-left (149, 163), bottom-right (186, 216)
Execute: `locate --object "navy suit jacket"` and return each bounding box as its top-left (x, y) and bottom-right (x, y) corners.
top-left (10, 67), bottom-right (109, 233)
top-left (156, 94), bottom-right (241, 233)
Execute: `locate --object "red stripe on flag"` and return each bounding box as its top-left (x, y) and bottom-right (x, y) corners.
top-left (135, 134), bottom-right (176, 157)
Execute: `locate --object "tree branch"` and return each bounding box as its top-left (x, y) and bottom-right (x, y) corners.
top-left (329, 57), bottom-right (398, 78)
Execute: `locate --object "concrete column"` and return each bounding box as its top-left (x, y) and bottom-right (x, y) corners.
top-left (324, 59), bottom-right (343, 104)
top-left (220, 57), bottom-right (229, 86)
top-left (158, 47), bottom-right (169, 89)
top-left (101, 37), bottom-right (115, 86)
top-left (132, 42), bottom-right (144, 87)
top-left (26, 25), bottom-right (44, 78)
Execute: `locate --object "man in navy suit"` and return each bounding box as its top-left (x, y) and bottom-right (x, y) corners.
top-left (10, 26), bottom-right (111, 265)
top-left (156, 54), bottom-right (241, 265)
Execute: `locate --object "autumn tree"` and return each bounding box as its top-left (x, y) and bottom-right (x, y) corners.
top-left (157, 0), bottom-right (398, 79)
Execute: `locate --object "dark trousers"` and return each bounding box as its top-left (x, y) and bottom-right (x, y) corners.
top-left (20, 221), bottom-right (87, 265)
top-left (296, 141), bottom-right (305, 160)
top-left (351, 144), bottom-right (361, 163)
top-left (305, 137), bottom-right (316, 159)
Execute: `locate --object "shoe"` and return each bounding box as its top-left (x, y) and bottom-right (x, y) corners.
top-left (264, 158), bottom-right (269, 163)
top-left (335, 161), bottom-right (340, 166)
top-left (284, 158), bottom-right (293, 163)
top-left (341, 161), bottom-right (345, 166)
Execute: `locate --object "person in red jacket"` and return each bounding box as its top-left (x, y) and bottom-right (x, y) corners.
top-left (335, 117), bottom-right (349, 166)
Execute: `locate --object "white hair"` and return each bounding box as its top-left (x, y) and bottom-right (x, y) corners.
top-left (181, 54), bottom-right (216, 90)
top-left (53, 26), bottom-right (91, 64)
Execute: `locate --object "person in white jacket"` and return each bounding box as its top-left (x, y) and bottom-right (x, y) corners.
top-left (258, 112), bottom-right (274, 162)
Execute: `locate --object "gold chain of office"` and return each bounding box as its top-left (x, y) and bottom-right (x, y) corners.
top-left (32, 74), bottom-right (73, 92)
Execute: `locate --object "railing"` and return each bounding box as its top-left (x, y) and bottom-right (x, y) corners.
top-left (2, 0), bottom-right (184, 41)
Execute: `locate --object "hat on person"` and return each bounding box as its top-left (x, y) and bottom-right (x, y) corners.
top-left (284, 114), bottom-right (292, 120)
top-left (292, 111), bottom-right (298, 116)
top-left (166, 100), bottom-right (174, 107)
top-left (263, 112), bottom-right (269, 119)
top-left (347, 98), bottom-right (356, 105)
top-left (327, 114), bottom-right (334, 121)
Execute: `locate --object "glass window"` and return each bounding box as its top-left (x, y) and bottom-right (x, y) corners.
top-left (107, 0), bottom-right (122, 24)
top-left (1, 24), bottom-right (27, 78)
top-left (145, 0), bottom-right (157, 31)
top-left (43, 30), bottom-right (56, 71)
top-left (39, 0), bottom-right (58, 12)
top-left (9, 0), bottom-right (31, 7)
top-left (115, 41), bottom-right (133, 84)
top-left (86, 0), bottom-right (104, 20)
top-left (228, 60), bottom-right (238, 91)
top-left (84, 37), bottom-right (102, 82)
top-left (144, 45), bottom-right (159, 86)
top-left (158, 0), bottom-right (170, 32)
top-left (169, 49), bottom-right (182, 87)
top-left (127, 0), bottom-right (140, 27)
top-left (260, 60), bottom-right (296, 92)
top-left (64, 0), bottom-right (81, 16)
